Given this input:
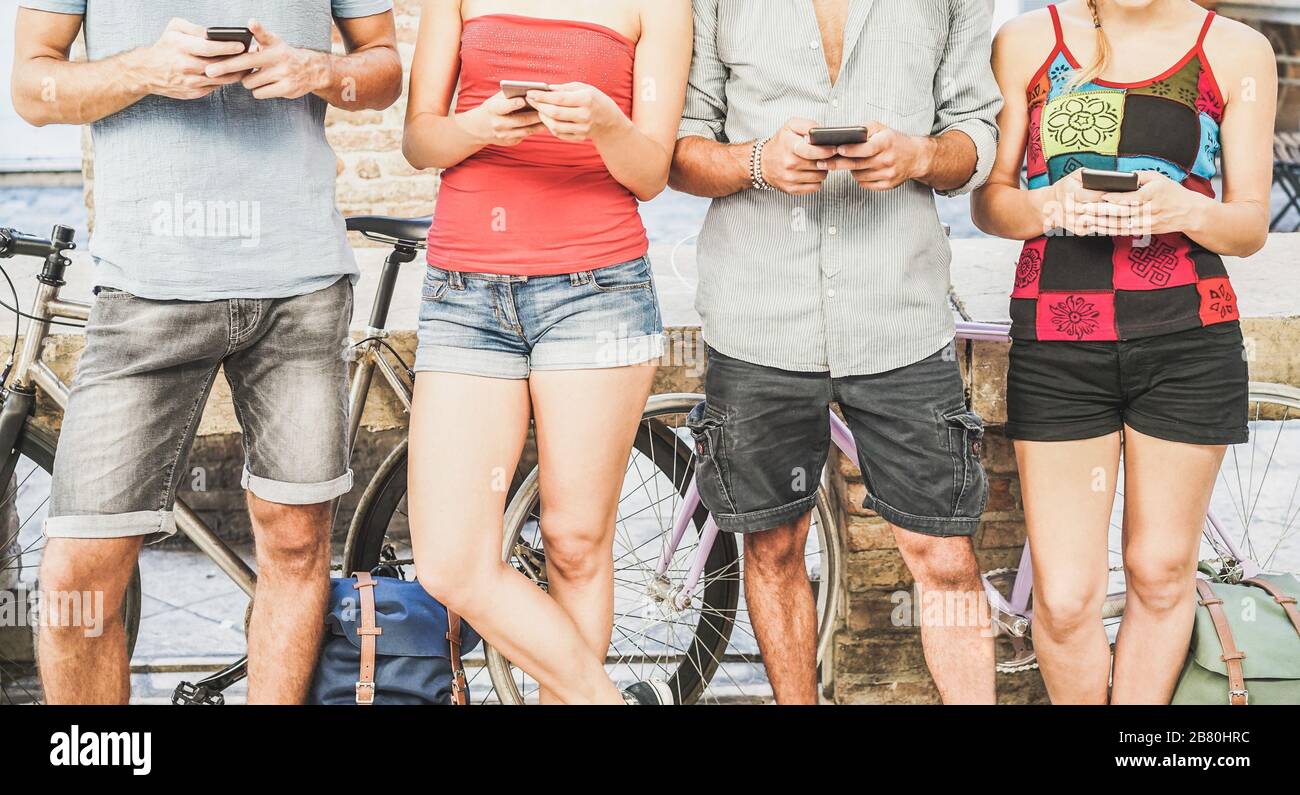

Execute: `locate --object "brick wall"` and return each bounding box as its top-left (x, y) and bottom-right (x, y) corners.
top-left (327, 0), bottom-right (435, 228)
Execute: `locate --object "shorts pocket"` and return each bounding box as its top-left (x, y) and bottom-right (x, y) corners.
top-left (686, 402), bottom-right (739, 516)
top-left (422, 268), bottom-right (450, 303)
top-left (943, 408), bottom-right (989, 519)
top-left (589, 257), bottom-right (653, 293)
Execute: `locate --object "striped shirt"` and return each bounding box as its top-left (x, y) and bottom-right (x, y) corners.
top-left (678, 0), bottom-right (1002, 377)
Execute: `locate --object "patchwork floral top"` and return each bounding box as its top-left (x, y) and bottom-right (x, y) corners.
top-left (1010, 5), bottom-right (1237, 342)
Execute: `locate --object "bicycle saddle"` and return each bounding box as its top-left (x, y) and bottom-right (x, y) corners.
top-left (346, 215), bottom-right (432, 248)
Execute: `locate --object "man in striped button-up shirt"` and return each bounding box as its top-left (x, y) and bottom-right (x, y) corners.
top-left (672, 0), bottom-right (1003, 703)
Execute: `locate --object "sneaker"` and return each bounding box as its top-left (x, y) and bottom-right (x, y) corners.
top-left (622, 680), bottom-right (677, 705)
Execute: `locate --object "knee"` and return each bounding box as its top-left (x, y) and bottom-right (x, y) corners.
top-left (39, 540), bottom-right (136, 632)
top-left (540, 515), bottom-right (610, 588)
top-left (896, 533), bottom-right (981, 593)
top-left (1125, 555), bottom-right (1195, 613)
top-left (415, 550), bottom-right (491, 615)
top-left (1034, 582), bottom-right (1102, 640)
top-left (744, 523), bottom-right (807, 575)
top-left (251, 502), bottom-right (330, 577)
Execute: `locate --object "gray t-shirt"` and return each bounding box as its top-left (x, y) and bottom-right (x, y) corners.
top-left (21, 0), bottom-right (392, 300)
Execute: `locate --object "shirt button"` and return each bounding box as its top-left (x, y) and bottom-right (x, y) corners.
top-left (831, 98), bottom-right (840, 108)
top-left (810, 40), bottom-right (820, 49)
top-left (828, 226), bottom-right (838, 235)
top-left (827, 289), bottom-right (837, 298)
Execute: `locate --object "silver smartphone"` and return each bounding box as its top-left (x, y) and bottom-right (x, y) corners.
top-left (500, 80), bottom-right (551, 99)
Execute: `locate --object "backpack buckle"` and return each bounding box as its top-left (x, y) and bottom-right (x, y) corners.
top-left (1229, 688), bottom-right (1248, 704)
top-left (355, 681), bottom-right (376, 705)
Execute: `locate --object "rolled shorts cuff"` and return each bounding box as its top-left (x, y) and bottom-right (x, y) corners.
top-left (531, 333), bottom-right (665, 371)
top-left (863, 495), bottom-right (979, 538)
top-left (712, 493), bottom-right (818, 535)
top-left (414, 344), bottom-right (530, 380)
top-left (1122, 411), bottom-right (1249, 447)
top-left (1003, 418), bottom-right (1123, 443)
top-left (241, 468), bottom-right (354, 505)
top-left (43, 510), bottom-right (178, 540)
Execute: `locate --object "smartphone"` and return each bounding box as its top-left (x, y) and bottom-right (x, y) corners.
top-left (808, 126), bottom-right (869, 147)
top-left (1080, 167), bottom-right (1140, 193)
top-left (206, 26), bottom-right (254, 53)
top-left (500, 80), bottom-right (551, 99)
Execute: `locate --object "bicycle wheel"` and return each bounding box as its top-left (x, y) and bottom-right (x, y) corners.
top-left (487, 394), bottom-right (842, 705)
top-left (0, 424), bottom-right (141, 704)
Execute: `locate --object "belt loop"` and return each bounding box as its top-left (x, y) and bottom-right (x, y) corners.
top-left (570, 272), bottom-right (583, 286)
top-left (449, 271), bottom-right (464, 290)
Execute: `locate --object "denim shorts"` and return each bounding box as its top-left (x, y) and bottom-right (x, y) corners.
top-left (45, 278), bottom-right (355, 541)
top-left (415, 255), bottom-right (665, 379)
top-left (687, 343), bottom-right (989, 538)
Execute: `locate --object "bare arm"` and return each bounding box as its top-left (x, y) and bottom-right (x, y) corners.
top-left (204, 14), bottom-right (402, 110)
top-left (526, 0), bottom-right (693, 201)
top-left (670, 136), bottom-right (752, 198)
top-left (971, 13), bottom-right (1062, 240)
top-left (402, 0), bottom-right (545, 171)
top-left (1130, 20), bottom-right (1276, 257)
top-left (12, 10), bottom-right (247, 127)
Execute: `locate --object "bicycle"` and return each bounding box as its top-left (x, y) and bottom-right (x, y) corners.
top-left (460, 314), bottom-right (1300, 702)
top-left (0, 216), bottom-right (494, 705)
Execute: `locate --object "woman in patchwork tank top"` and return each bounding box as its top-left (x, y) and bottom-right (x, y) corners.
top-left (973, 0), bottom-right (1276, 703)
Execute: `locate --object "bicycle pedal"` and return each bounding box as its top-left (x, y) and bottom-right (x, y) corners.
top-left (171, 681), bottom-right (226, 706)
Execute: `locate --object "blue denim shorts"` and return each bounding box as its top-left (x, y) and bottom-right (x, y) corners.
top-left (415, 255), bottom-right (665, 379)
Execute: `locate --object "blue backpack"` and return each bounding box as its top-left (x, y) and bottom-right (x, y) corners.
top-left (308, 572), bottom-right (482, 705)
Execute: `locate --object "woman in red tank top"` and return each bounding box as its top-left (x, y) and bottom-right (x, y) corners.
top-left (973, 0), bottom-right (1276, 705)
top-left (401, 0), bottom-right (691, 705)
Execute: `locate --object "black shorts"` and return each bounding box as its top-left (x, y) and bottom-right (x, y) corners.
top-left (1005, 322), bottom-right (1249, 446)
top-left (686, 344), bottom-right (989, 538)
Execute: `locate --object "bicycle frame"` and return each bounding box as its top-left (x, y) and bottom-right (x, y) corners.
top-left (0, 231), bottom-right (416, 698)
top-left (654, 319), bottom-right (1260, 626)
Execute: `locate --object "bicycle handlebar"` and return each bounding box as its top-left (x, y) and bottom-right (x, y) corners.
top-left (0, 225), bottom-right (76, 260)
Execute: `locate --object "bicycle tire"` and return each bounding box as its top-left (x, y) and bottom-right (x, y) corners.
top-left (0, 423), bottom-right (142, 704)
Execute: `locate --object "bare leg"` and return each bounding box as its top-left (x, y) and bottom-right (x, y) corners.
top-left (893, 529), bottom-right (995, 704)
top-left (37, 536), bottom-right (142, 704)
top-left (244, 496), bottom-right (332, 704)
top-left (743, 515), bottom-right (818, 704)
top-left (528, 364), bottom-right (657, 704)
top-left (408, 372), bottom-right (623, 704)
top-left (1015, 434), bottom-right (1121, 704)
top-left (1111, 427), bottom-right (1224, 704)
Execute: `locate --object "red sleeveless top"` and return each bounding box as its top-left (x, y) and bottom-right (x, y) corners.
top-left (1010, 6), bottom-right (1236, 342)
top-left (426, 15), bottom-right (649, 276)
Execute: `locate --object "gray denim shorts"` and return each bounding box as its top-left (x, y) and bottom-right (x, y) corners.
top-left (415, 256), bottom-right (665, 379)
top-left (687, 343), bottom-right (989, 537)
top-left (44, 278), bottom-right (355, 541)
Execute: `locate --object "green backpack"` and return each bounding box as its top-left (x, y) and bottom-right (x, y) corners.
top-left (1170, 572), bottom-right (1300, 705)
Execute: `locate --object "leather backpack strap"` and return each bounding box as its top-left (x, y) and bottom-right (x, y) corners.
top-left (352, 571), bottom-right (383, 706)
top-left (446, 610), bottom-right (468, 706)
top-left (1195, 579), bottom-right (1248, 705)
top-left (1243, 577), bottom-right (1300, 638)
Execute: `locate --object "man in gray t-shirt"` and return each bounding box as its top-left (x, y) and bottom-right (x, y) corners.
top-left (12, 1), bottom-right (401, 703)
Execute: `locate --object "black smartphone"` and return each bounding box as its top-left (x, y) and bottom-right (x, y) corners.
top-left (808, 126), bottom-right (869, 147)
top-left (206, 27), bottom-right (254, 53)
top-left (1080, 167), bottom-right (1140, 193)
